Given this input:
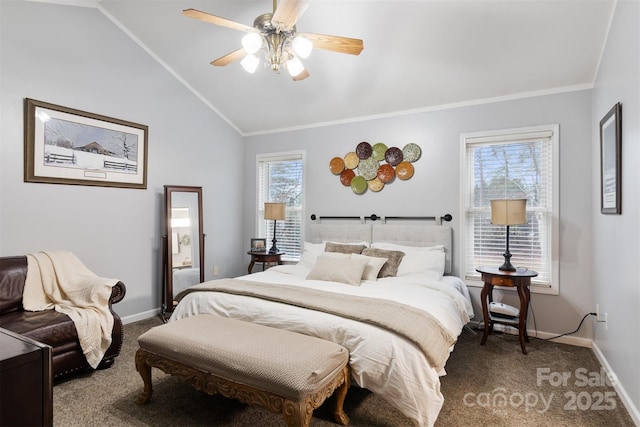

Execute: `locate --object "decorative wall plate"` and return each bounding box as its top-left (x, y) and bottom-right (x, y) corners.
top-left (367, 177), bottom-right (384, 192)
top-left (329, 157), bottom-right (345, 174)
top-left (356, 141), bottom-right (372, 159)
top-left (396, 161), bottom-right (414, 180)
top-left (340, 169), bottom-right (355, 186)
top-left (372, 142), bottom-right (388, 161)
top-left (344, 152), bottom-right (359, 169)
top-left (384, 147), bottom-right (403, 166)
top-left (357, 157), bottom-right (379, 180)
top-left (402, 143), bottom-right (422, 162)
top-left (350, 176), bottom-right (367, 194)
top-left (377, 164), bottom-right (395, 183)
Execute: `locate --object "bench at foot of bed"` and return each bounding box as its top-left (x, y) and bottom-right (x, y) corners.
top-left (135, 314), bottom-right (350, 427)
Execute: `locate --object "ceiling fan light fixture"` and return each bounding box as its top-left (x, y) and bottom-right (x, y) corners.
top-left (292, 35), bottom-right (312, 58)
top-left (286, 56), bottom-right (305, 77)
top-left (241, 54), bottom-right (260, 73)
top-left (241, 32), bottom-right (263, 54)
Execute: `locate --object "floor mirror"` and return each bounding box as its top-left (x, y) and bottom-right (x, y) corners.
top-left (161, 185), bottom-right (204, 320)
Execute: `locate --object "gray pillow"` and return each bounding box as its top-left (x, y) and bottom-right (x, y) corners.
top-left (361, 248), bottom-right (405, 278)
top-left (325, 242), bottom-right (366, 254)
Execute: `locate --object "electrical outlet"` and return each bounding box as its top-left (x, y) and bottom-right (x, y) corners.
top-left (596, 304), bottom-right (601, 321)
top-left (213, 265), bottom-right (219, 276)
top-left (604, 312), bottom-right (608, 331)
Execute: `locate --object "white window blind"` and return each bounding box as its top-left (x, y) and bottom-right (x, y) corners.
top-left (461, 126), bottom-right (558, 293)
top-left (257, 151), bottom-right (304, 261)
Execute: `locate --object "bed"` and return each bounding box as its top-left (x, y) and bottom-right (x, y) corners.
top-left (170, 223), bottom-right (473, 427)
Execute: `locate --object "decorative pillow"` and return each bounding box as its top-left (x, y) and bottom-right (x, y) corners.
top-left (297, 242), bottom-right (326, 268)
top-left (361, 248), bottom-right (405, 278)
top-left (371, 242), bottom-right (446, 277)
top-left (305, 254), bottom-right (369, 286)
top-left (324, 241), bottom-right (367, 254)
top-left (351, 254), bottom-right (388, 281)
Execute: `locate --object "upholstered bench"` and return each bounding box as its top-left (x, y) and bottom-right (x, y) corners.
top-left (135, 314), bottom-right (350, 427)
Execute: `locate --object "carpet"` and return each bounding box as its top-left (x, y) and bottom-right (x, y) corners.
top-left (53, 317), bottom-right (635, 426)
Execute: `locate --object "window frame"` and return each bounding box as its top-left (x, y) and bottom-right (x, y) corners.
top-left (256, 150), bottom-right (306, 263)
top-left (459, 124), bottom-right (559, 295)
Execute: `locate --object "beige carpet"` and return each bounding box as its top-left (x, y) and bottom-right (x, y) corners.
top-left (53, 317), bottom-right (636, 426)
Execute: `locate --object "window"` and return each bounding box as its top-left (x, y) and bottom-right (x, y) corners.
top-left (257, 151), bottom-right (305, 262)
top-left (460, 125), bottom-right (559, 294)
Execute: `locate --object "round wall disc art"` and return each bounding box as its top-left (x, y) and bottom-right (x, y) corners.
top-left (377, 164), bottom-right (395, 183)
top-left (329, 157), bottom-right (345, 174)
top-left (402, 143), bottom-right (422, 162)
top-left (350, 175), bottom-right (367, 194)
top-left (384, 147), bottom-right (403, 166)
top-left (344, 152), bottom-right (359, 169)
top-left (396, 161), bottom-right (414, 180)
top-left (372, 142), bottom-right (388, 161)
top-left (356, 141), bottom-right (372, 159)
top-left (330, 140), bottom-right (421, 194)
top-left (340, 169), bottom-right (355, 186)
top-left (367, 177), bottom-right (384, 192)
top-left (357, 157), bottom-right (379, 180)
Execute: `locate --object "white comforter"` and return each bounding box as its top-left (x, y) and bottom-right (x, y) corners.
top-left (170, 264), bottom-right (473, 427)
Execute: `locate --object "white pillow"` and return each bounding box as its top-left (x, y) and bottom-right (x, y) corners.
top-left (305, 254), bottom-right (369, 286)
top-left (371, 242), bottom-right (445, 277)
top-left (297, 242), bottom-right (325, 268)
top-left (351, 254), bottom-right (389, 281)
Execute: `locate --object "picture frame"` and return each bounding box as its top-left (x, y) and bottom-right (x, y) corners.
top-left (600, 102), bottom-right (622, 214)
top-left (250, 238), bottom-right (267, 252)
top-left (24, 98), bottom-right (148, 189)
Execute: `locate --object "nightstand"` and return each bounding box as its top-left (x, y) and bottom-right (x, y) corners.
top-left (247, 251), bottom-right (284, 274)
top-left (476, 265), bottom-right (538, 354)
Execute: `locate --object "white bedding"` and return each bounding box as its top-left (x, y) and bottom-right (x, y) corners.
top-left (170, 264), bottom-right (473, 427)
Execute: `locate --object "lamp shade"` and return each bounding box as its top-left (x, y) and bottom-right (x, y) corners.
top-left (264, 203), bottom-right (286, 220)
top-left (490, 199), bottom-right (527, 225)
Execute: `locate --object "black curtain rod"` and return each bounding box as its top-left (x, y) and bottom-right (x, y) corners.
top-left (310, 214), bottom-right (453, 222)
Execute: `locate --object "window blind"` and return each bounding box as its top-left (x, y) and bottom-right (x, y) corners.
top-left (463, 129), bottom-right (555, 286)
top-left (257, 152), bottom-right (304, 261)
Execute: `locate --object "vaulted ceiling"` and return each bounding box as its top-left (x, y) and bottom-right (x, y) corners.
top-left (96, 0), bottom-right (615, 135)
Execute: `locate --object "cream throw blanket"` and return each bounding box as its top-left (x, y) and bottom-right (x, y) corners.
top-left (176, 279), bottom-right (457, 371)
top-left (23, 251), bottom-right (117, 369)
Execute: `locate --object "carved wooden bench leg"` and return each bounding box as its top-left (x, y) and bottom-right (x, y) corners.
top-left (134, 348), bottom-right (153, 405)
top-left (333, 366), bottom-right (350, 426)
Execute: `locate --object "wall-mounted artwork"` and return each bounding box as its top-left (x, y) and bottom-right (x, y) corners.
top-left (329, 141), bottom-right (421, 194)
top-left (24, 98), bottom-right (148, 189)
top-left (600, 102), bottom-right (622, 214)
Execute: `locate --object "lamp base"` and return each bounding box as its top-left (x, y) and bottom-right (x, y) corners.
top-left (499, 251), bottom-right (516, 272)
top-left (268, 242), bottom-right (279, 254)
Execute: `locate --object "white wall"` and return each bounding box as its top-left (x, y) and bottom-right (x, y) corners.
top-left (0, 1), bottom-right (245, 319)
top-left (244, 89), bottom-right (594, 339)
top-left (591, 0), bottom-right (640, 420)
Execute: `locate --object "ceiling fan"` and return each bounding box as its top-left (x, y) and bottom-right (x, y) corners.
top-left (183, 0), bottom-right (364, 81)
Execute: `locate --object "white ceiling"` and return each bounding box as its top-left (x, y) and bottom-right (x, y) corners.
top-left (94, 0), bottom-right (615, 135)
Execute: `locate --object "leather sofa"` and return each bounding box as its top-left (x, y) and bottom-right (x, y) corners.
top-left (0, 255), bottom-right (126, 380)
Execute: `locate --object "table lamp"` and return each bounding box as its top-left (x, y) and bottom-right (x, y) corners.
top-left (491, 199), bottom-right (527, 271)
top-left (264, 202), bottom-right (286, 254)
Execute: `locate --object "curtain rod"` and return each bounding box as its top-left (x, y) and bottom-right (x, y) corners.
top-left (310, 214), bottom-right (452, 224)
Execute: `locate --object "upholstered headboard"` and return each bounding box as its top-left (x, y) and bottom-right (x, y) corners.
top-left (306, 223), bottom-right (453, 274)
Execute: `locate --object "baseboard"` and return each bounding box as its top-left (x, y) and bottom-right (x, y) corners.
top-left (468, 320), bottom-right (592, 348)
top-left (592, 342), bottom-right (640, 426)
top-left (121, 308), bottom-right (159, 325)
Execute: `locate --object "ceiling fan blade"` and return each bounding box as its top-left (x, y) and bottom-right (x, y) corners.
top-left (271, 0), bottom-right (311, 31)
top-left (298, 32), bottom-right (364, 55)
top-left (292, 69), bottom-right (310, 81)
top-left (183, 8), bottom-right (253, 32)
top-left (210, 48), bottom-right (247, 67)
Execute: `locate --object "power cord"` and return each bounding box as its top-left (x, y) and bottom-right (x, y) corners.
top-left (530, 302), bottom-right (597, 341)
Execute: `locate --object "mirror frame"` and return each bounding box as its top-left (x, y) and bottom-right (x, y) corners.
top-left (162, 185), bottom-right (205, 320)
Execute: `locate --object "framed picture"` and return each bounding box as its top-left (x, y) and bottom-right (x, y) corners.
top-left (251, 238), bottom-right (267, 251)
top-left (24, 98), bottom-right (148, 189)
top-left (600, 102), bottom-right (622, 214)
